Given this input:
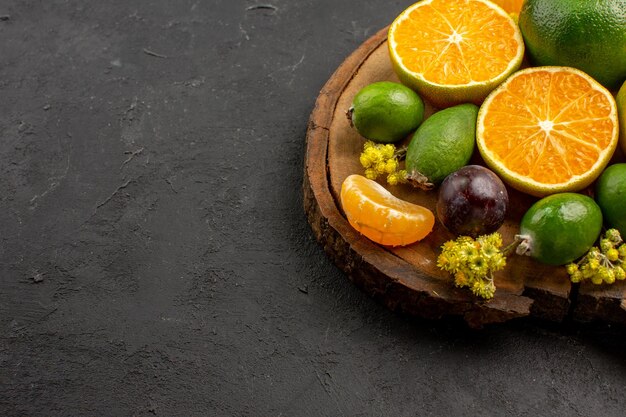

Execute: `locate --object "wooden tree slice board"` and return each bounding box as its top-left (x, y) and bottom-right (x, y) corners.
top-left (303, 27), bottom-right (626, 328)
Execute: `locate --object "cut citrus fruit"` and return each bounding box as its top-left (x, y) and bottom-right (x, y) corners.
top-left (488, 0), bottom-right (524, 15)
top-left (477, 66), bottom-right (619, 197)
top-left (387, 0), bottom-right (524, 108)
top-left (340, 174), bottom-right (435, 246)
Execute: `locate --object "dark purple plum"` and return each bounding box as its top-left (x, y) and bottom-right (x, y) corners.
top-left (436, 165), bottom-right (508, 237)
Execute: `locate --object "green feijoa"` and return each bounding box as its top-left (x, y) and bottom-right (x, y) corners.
top-left (595, 163), bottom-right (626, 237)
top-left (348, 81), bottom-right (424, 143)
top-left (517, 193), bottom-right (603, 266)
top-left (405, 103), bottom-right (478, 189)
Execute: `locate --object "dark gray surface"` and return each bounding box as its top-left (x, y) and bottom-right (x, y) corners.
top-left (1, 1), bottom-right (625, 416)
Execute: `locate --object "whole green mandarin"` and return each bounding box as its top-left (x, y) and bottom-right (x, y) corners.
top-left (595, 163), bottom-right (626, 237)
top-left (519, 0), bottom-right (626, 89)
top-left (348, 81), bottom-right (424, 143)
top-left (518, 193), bottom-right (603, 266)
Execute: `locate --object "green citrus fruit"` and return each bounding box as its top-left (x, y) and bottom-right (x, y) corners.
top-left (595, 163), bottom-right (626, 237)
top-left (405, 103), bottom-right (478, 188)
top-left (518, 0), bottom-right (626, 89)
top-left (347, 81), bottom-right (424, 143)
top-left (518, 193), bottom-right (603, 266)
top-left (616, 80), bottom-right (626, 155)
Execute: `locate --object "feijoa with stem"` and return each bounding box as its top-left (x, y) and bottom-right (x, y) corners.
top-left (405, 103), bottom-right (478, 189)
top-left (347, 81), bottom-right (424, 143)
top-left (516, 193), bottom-right (603, 266)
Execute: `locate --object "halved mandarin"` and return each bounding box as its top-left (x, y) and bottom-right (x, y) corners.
top-left (477, 66), bottom-right (619, 197)
top-left (488, 0), bottom-right (524, 15)
top-left (388, 0), bottom-right (524, 108)
top-left (340, 174), bottom-right (435, 246)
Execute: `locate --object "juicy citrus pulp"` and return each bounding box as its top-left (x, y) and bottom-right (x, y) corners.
top-left (340, 174), bottom-right (435, 246)
top-left (488, 0), bottom-right (524, 14)
top-left (595, 163), bottom-right (626, 238)
top-left (477, 66), bottom-right (619, 197)
top-left (519, 0), bottom-right (626, 90)
top-left (519, 193), bottom-right (603, 266)
top-left (387, 0), bottom-right (524, 108)
top-left (348, 81), bottom-right (424, 143)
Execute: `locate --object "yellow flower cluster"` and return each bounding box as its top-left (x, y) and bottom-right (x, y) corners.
top-left (437, 233), bottom-right (507, 300)
top-left (359, 141), bottom-right (407, 185)
top-left (567, 229), bottom-right (626, 285)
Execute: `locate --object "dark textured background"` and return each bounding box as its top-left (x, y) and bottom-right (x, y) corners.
top-left (1, 1), bottom-right (625, 416)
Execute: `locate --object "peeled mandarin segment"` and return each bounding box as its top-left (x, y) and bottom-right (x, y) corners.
top-left (340, 175), bottom-right (435, 247)
top-left (388, 0), bottom-right (524, 107)
top-left (477, 66), bottom-right (619, 196)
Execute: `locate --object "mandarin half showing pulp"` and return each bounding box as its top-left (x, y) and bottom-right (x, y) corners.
top-left (388, 0), bottom-right (524, 108)
top-left (477, 66), bottom-right (618, 197)
top-left (489, 0), bottom-right (524, 15)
